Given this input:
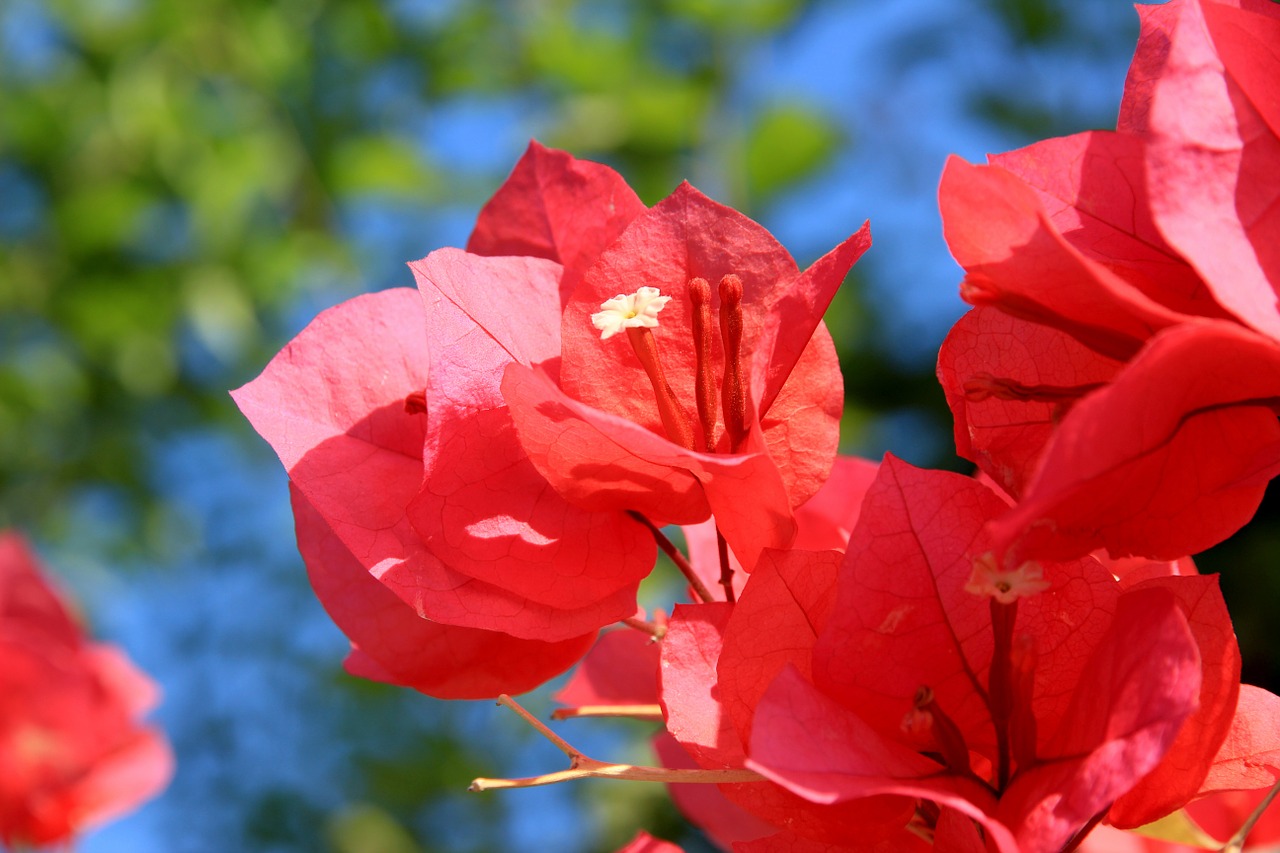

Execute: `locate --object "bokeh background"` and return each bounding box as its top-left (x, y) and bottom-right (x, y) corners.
top-left (4, 0), bottom-right (1277, 850)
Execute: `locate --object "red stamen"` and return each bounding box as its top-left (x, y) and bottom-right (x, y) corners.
top-left (404, 390), bottom-right (427, 415)
top-left (909, 686), bottom-right (972, 776)
top-left (688, 277), bottom-right (718, 452)
top-left (626, 327), bottom-right (696, 450)
top-left (718, 275), bottom-right (748, 452)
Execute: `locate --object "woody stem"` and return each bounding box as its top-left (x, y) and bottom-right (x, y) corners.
top-left (715, 528), bottom-right (736, 603)
top-left (629, 512), bottom-right (715, 604)
top-left (551, 704), bottom-right (664, 721)
top-left (620, 616), bottom-right (666, 638)
top-left (1223, 779), bottom-right (1280, 853)
top-left (470, 694), bottom-right (763, 791)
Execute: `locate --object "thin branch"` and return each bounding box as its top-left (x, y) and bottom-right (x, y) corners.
top-left (470, 759), bottom-right (762, 791)
top-left (629, 511), bottom-right (715, 603)
top-left (471, 694), bottom-right (762, 792)
top-left (620, 616), bottom-right (666, 639)
top-left (494, 692), bottom-right (578, 755)
top-left (551, 704), bottom-right (664, 721)
top-left (715, 528), bottom-right (736, 603)
top-left (1224, 779), bottom-right (1280, 853)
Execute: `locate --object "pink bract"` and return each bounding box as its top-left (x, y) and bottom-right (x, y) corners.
top-left (0, 533), bottom-right (172, 848)
top-left (235, 141), bottom-right (867, 697)
top-left (479, 175), bottom-right (870, 570)
top-left (936, 0), bottom-right (1280, 563)
top-left (722, 457), bottom-right (1254, 851)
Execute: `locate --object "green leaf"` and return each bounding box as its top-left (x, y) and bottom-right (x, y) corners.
top-left (326, 804), bottom-right (423, 853)
top-left (329, 136), bottom-right (436, 198)
top-left (745, 103), bottom-right (842, 200)
top-left (666, 0), bottom-right (802, 31)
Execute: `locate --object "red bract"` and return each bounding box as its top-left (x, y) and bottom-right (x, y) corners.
top-left (1080, 787), bottom-right (1280, 852)
top-left (552, 627), bottom-right (661, 713)
top-left (234, 286), bottom-right (627, 698)
top-left (936, 0), bottom-right (1280, 562)
top-left (235, 142), bottom-right (865, 697)
top-left (657, 596), bottom-right (921, 849)
top-left (732, 457), bottom-right (1247, 852)
top-left (292, 485), bottom-right (596, 699)
top-left (0, 532), bottom-right (172, 848)
top-left (479, 170), bottom-right (871, 569)
top-left (1079, 683), bottom-right (1280, 851)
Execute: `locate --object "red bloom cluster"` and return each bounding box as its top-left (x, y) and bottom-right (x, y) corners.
top-left (236, 0), bottom-right (1280, 847)
top-left (0, 533), bottom-right (172, 848)
top-left (234, 142), bottom-right (870, 699)
top-left (937, 0), bottom-right (1280, 564)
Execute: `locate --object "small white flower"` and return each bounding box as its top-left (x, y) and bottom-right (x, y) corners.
top-left (591, 286), bottom-right (671, 339)
top-left (965, 552), bottom-right (1050, 604)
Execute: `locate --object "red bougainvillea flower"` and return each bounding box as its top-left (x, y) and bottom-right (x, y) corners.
top-left (936, 0), bottom-right (1280, 563)
top-left (234, 145), bottom-right (656, 699)
top-left (724, 456), bottom-right (1262, 852)
top-left (0, 532), bottom-right (172, 848)
top-left (235, 286), bottom-right (622, 699)
top-left (235, 142), bottom-right (866, 697)
top-left (552, 625), bottom-right (662, 715)
top-left (441, 148), bottom-right (871, 573)
top-left (658, 597), bottom-right (926, 850)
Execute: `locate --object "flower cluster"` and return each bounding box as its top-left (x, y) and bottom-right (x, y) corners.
top-left (234, 0), bottom-right (1280, 849)
top-left (0, 533), bottom-right (172, 848)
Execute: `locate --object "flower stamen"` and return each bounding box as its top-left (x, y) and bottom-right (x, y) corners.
top-left (593, 287), bottom-right (696, 450)
top-left (688, 277), bottom-right (718, 452)
top-left (902, 686), bottom-right (972, 776)
top-left (719, 275), bottom-right (748, 452)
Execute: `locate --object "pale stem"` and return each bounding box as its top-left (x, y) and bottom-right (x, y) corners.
top-left (550, 704), bottom-right (665, 721)
top-left (620, 615), bottom-right (666, 639)
top-left (1223, 779), bottom-right (1280, 853)
top-left (628, 511), bottom-right (715, 604)
top-left (470, 694), bottom-right (763, 792)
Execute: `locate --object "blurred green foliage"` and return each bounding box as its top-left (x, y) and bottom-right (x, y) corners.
top-left (0, 0), bottom-right (832, 551)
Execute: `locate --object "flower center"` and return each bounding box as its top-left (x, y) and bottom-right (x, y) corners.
top-left (965, 552), bottom-right (1050, 604)
top-left (592, 276), bottom-right (749, 453)
top-left (591, 286), bottom-right (671, 339)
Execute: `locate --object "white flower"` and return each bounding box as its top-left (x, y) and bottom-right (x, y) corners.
top-left (591, 286), bottom-right (670, 339)
top-left (965, 552), bottom-right (1050, 604)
